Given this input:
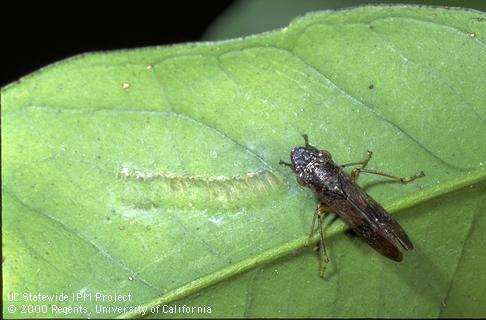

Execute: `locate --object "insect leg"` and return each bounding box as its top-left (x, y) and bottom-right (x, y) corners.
top-left (317, 213), bottom-right (330, 278)
top-left (305, 203), bottom-right (331, 246)
top-left (306, 210), bottom-right (318, 247)
top-left (340, 150), bottom-right (373, 169)
top-left (351, 168), bottom-right (425, 183)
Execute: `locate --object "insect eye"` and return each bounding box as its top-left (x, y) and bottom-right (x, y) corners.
top-left (320, 150), bottom-right (332, 160)
top-left (296, 175), bottom-right (306, 186)
top-left (317, 150), bottom-right (331, 160)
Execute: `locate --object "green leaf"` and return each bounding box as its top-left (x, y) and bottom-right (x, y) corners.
top-left (161, 181), bottom-right (486, 318)
top-left (2, 5), bottom-right (485, 318)
top-left (204, 0), bottom-right (486, 41)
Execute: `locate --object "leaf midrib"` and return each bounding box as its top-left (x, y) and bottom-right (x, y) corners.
top-left (118, 169), bottom-right (486, 318)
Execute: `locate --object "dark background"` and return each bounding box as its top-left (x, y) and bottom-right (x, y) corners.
top-left (1, 2), bottom-right (235, 87)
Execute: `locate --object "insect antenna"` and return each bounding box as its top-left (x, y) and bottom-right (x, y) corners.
top-left (302, 133), bottom-right (310, 147)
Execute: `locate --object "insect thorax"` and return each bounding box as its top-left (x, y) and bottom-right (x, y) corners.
top-left (298, 160), bottom-right (340, 193)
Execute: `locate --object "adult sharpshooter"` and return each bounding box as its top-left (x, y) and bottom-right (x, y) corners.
top-left (280, 134), bottom-right (424, 277)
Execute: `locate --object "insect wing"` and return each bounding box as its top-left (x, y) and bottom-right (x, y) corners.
top-left (340, 174), bottom-right (413, 250)
top-left (351, 217), bottom-right (404, 262)
top-left (325, 193), bottom-right (403, 261)
top-left (321, 172), bottom-right (413, 261)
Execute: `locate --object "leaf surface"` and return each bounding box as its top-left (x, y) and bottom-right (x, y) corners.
top-left (2, 5), bottom-right (485, 318)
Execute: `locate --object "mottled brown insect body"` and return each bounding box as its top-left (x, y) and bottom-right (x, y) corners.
top-left (280, 135), bottom-right (424, 277)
